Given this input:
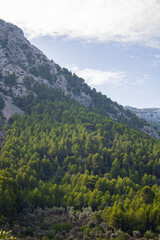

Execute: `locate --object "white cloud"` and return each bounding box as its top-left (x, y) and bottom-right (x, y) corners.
top-left (130, 55), bottom-right (139, 59)
top-left (133, 74), bottom-right (150, 86)
top-left (134, 78), bottom-right (144, 86)
top-left (1, 0), bottom-right (160, 47)
top-left (150, 61), bottom-right (160, 67)
top-left (69, 66), bottom-right (127, 87)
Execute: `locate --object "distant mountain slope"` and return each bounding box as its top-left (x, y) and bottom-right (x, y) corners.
top-left (125, 106), bottom-right (160, 131)
top-left (0, 19), bottom-right (159, 138)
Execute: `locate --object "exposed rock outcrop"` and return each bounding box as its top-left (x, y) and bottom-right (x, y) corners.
top-left (0, 19), bottom-right (91, 108)
top-left (125, 106), bottom-right (160, 133)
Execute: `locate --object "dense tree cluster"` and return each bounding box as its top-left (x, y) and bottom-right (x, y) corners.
top-left (1, 84), bottom-right (160, 238)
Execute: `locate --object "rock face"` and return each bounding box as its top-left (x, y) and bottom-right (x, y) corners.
top-left (125, 106), bottom-right (160, 132)
top-left (0, 19), bottom-right (159, 138)
top-left (0, 19), bottom-right (92, 119)
top-left (142, 126), bottom-right (160, 139)
top-left (2, 94), bottom-right (24, 120)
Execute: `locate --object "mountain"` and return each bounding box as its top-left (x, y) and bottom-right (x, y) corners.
top-left (0, 19), bottom-right (159, 139)
top-left (125, 106), bottom-right (160, 131)
top-left (1, 19), bottom-right (160, 239)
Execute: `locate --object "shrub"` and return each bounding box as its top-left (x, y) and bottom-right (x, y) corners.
top-left (0, 96), bottom-right (4, 110)
top-left (105, 229), bottom-right (112, 238)
top-left (111, 232), bottom-right (130, 240)
top-left (52, 222), bottom-right (73, 233)
top-left (133, 230), bottom-right (141, 238)
top-left (0, 73), bottom-right (3, 80)
top-left (4, 73), bottom-right (17, 86)
top-left (144, 230), bottom-right (155, 240)
top-left (0, 230), bottom-right (17, 239)
top-left (26, 226), bottom-right (34, 236)
top-left (156, 226), bottom-right (160, 233)
top-left (23, 76), bottom-right (34, 90)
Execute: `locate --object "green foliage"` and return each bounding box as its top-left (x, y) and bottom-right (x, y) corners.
top-left (0, 230), bottom-right (16, 239)
top-left (0, 96), bottom-right (4, 111)
top-left (42, 237), bottom-right (55, 240)
top-left (151, 121), bottom-right (160, 131)
top-left (140, 186), bottom-right (155, 204)
top-left (52, 222), bottom-right (74, 233)
top-left (30, 64), bottom-right (53, 82)
top-left (26, 226), bottom-right (34, 236)
top-left (30, 66), bottom-right (39, 76)
top-left (113, 232), bottom-right (130, 240)
top-left (23, 76), bottom-right (34, 90)
top-left (144, 230), bottom-right (155, 239)
top-left (39, 64), bottom-right (52, 80)
top-left (4, 73), bottom-right (17, 86)
top-left (1, 83), bottom-right (160, 236)
top-left (0, 72), bottom-right (3, 80)
top-left (133, 230), bottom-right (141, 238)
top-left (0, 172), bottom-right (19, 216)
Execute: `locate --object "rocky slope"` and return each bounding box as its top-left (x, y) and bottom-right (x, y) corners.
top-left (0, 19), bottom-right (159, 138)
top-left (0, 19), bottom-right (92, 120)
top-left (125, 106), bottom-right (160, 132)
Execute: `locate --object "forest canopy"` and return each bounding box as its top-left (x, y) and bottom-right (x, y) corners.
top-left (1, 84), bottom-right (160, 237)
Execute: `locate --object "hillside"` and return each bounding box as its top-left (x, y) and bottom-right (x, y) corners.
top-left (1, 19), bottom-right (160, 240)
top-left (1, 84), bottom-right (160, 239)
top-left (0, 19), bottom-right (159, 139)
top-left (125, 106), bottom-right (160, 131)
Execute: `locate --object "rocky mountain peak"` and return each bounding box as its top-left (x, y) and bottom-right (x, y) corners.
top-left (0, 19), bottom-right (92, 120)
top-left (0, 18), bottom-right (24, 40)
top-left (0, 19), bottom-right (46, 63)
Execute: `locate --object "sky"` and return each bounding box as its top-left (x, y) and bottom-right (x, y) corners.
top-left (0, 0), bottom-right (160, 108)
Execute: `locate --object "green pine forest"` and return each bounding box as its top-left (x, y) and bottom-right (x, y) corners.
top-left (1, 83), bottom-right (160, 239)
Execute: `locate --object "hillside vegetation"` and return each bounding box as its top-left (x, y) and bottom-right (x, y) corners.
top-left (1, 84), bottom-right (160, 239)
top-left (1, 19), bottom-right (160, 240)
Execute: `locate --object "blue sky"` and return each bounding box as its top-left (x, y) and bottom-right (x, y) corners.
top-left (1, 0), bottom-right (160, 108)
top-left (31, 36), bottom-right (160, 108)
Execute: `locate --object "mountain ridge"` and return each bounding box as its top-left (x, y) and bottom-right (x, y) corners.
top-left (125, 106), bottom-right (160, 131)
top-left (0, 18), bottom-right (159, 140)
top-left (0, 19), bottom-right (92, 115)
